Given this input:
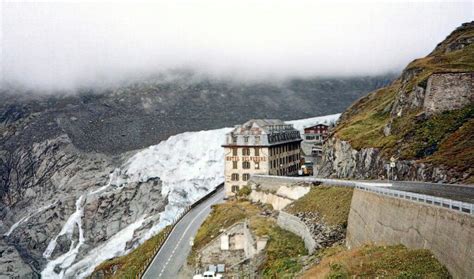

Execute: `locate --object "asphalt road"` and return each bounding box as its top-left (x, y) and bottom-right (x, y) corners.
top-left (143, 187), bottom-right (225, 279)
top-left (388, 181), bottom-right (474, 203)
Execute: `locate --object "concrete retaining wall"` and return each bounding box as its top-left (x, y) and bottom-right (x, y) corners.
top-left (249, 191), bottom-right (293, 211)
top-left (347, 189), bottom-right (474, 278)
top-left (249, 176), bottom-right (307, 192)
top-left (277, 211), bottom-right (316, 254)
top-left (248, 176), bottom-right (310, 210)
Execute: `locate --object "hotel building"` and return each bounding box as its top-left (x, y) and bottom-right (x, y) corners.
top-left (222, 119), bottom-right (302, 197)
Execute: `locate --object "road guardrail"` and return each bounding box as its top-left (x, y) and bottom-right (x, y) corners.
top-left (355, 184), bottom-right (474, 215)
top-left (252, 175), bottom-right (474, 215)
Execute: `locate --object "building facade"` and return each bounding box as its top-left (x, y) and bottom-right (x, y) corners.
top-left (222, 119), bottom-right (302, 197)
top-left (303, 123), bottom-right (329, 143)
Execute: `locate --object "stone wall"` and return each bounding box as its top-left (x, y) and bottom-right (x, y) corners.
top-left (347, 189), bottom-right (474, 279)
top-left (277, 211), bottom-right (316, 254)
top-left (424, 72), bottom-right (473, 115)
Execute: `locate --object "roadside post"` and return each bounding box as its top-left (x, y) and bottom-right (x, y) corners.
top-left (389, 156), bottom-right (397, 181)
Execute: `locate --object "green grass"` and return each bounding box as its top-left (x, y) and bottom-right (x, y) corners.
top-left (285, 186), bottom-right (354, 226)
top-left (302, 245), bottom-right (451, 279)
top-left (260, 226), bottom-right (307, 278)
top-left (395, 105), bottom-right (474, 159)
top-left (425, 118), bottom-right (474, 174)
top-left (335, 84), bottom-right (399, 151)
top-left (90, 226), bottom-right (171, 279)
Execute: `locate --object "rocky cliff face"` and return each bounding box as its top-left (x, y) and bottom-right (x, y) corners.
top-left (0, 133), bottom-right (167, 278)
top-left (320, 22), bottom-right (474, 183)
top-left (320, 137), bottom-right (469, 182)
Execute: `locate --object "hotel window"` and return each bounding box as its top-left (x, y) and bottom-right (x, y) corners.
top-left (254, 148), bottom-right (259, 156)
top-left (243, 148), bottom-right (250, 156)
top-left (232, 148), bottom-right (238, 156)
top-left (232, 136), bottom-right (237, 143)
top-left (255, 136), bottom-right (260, 144)
top-left (244, 136), bottom-right (249, 143)
top-left (232, 185), bottom-right (239, 193)
top-left (242, 161), bottom-right (250, 169)
top-left (233, 161), bottom-right (238, 169)
top-left (231, 173), bottom-right (239, 181)
top-left (255, 162), bottom-right (260, 170)
top-left (243, 173), bottom-right (250, 181)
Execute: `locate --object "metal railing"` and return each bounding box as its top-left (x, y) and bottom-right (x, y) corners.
top-left (251, 175), bottom-right (474, 215)
top-left (252, 175), bottom-right (392, 187)
top-left (355, 184), bottom-right (474, 215)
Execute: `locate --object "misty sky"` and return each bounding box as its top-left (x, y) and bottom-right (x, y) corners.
top-left (1, 0), bottom-right (473, 90)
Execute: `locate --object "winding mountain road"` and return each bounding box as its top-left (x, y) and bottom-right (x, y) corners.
top-left (143, 187), bottom-right (225, 279)
top-left (142, 176), bottom-right (474, 278)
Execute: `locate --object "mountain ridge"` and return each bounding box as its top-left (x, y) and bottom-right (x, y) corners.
top-left (320, 21), bottom-right (474, 183)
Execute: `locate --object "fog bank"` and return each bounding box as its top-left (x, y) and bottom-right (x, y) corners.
top-left (1, 0), bottom-right (472, 90)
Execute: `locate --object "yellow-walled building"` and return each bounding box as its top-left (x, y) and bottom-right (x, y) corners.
top-left (222, 119), bottom-right (302, 197)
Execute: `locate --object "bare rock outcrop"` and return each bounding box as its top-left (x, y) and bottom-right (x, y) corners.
top-left (0, 239), bottom-right (36, 279)
top-left (319, 136), bottom-right (469, 183)
top-left (1, 134), bottom-right (167, 277)
top-left (423, 72), bottom-right (473, 115)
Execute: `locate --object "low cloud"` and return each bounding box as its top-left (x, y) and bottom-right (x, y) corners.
top-left (1, 0), bottom-right (472, 90)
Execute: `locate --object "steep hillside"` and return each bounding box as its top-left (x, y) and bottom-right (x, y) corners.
top-left (320, 22), bottom-right (474, 183)
top-left (301, 245), bottom-right (450, 278)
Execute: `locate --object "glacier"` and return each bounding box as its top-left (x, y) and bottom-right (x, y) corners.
top-left (40, 113), bottom-right (340, 278)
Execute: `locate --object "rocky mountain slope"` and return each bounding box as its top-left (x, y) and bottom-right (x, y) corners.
top-left (1, 74), bottom-right (392, 154)
top-left (320, 22), bottom-right (474, 183)
top-left (3, 69), bottom-right (389, 278)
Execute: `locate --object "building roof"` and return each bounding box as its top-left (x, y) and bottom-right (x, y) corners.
top-left (304, 123), bottom-right (329, 129)
top-left (223, 119), bottom-right (302, 147)
top-left (236, 119), bottom-right (294, 135)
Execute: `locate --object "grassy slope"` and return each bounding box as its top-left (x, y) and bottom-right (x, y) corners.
top-left (90, 226), bottom-right (171, 279)
top-left (285, 186), bottom-right (354, 226)
top-left (189, 200), bottom-right (261, 264)
top-left (189, 200), bottom-right (307, 278)
top-left (301, 245), bottom-right (451, 279)
top-left (333, 25), bottom-right (474, 174)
